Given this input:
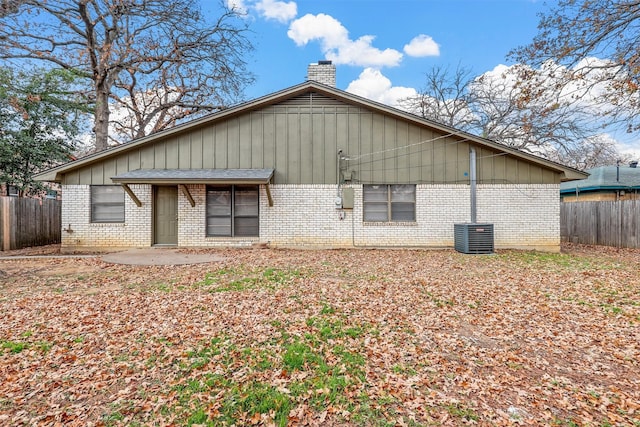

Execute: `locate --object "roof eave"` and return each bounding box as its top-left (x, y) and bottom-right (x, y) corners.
top-left (33, 170), bottom-right (62, 182)
top-left (305, 84), bottom-right (588, 180)
top-left (560, 169), bottom-right (590, 182)
top-left (111, 178), bottom-right (272, 185)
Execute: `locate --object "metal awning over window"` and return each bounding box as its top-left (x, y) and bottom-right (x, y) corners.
top-left (111, 168), bottom-right (275, 207)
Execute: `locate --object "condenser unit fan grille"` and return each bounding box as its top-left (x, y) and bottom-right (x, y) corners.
top-left (454, 223), bottom-right (494, 254)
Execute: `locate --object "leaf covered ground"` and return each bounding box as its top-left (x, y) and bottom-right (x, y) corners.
top-left (1, 244), bottom-right (639, 426)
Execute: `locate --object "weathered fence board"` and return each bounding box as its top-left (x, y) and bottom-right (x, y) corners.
top-left (561, 200), bottom-right (640, 248)
top-left (0, 197), bottom-right (61, 251)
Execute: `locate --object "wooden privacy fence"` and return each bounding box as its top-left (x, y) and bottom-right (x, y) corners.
top-left (0, 196), bottom-right (61, 251)
top-left (561, 200), bottom-right (640, 248)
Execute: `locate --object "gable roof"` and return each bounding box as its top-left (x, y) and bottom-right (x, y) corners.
top-left (560, 165), bottom-right (640, 194)
top-left (35, 81), bottom-right (587, 182)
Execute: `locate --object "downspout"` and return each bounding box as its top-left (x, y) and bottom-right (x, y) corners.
top-left (337, 150), bottom-right (343, 199)
top-left (470, 147), bottom-right (477, 223)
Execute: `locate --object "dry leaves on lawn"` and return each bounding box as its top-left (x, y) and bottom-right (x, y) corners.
top-left (0, 243), bottom-right (639, 426)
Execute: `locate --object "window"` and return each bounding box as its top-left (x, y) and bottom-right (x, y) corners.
top-left (91, 186), bottom-right (125, 223)
top-left (7, 185), bottom-right (18, 197)
top-left (363, 184), bottom-right (416, 222)
top-left (206, 185), bottom-right (259, 237)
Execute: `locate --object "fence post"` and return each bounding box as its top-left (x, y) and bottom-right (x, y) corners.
top-left (2, 197), bottom-right (10, 251)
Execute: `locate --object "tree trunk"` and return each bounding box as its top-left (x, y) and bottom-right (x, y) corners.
top-left (94, 83), bottom-right (110, 152)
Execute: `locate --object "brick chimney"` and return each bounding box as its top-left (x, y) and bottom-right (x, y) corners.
top-left (306, 60), bottom-right (336, 87)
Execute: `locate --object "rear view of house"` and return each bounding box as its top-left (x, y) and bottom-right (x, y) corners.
top-left (36, 62), bottom-right (586, 252)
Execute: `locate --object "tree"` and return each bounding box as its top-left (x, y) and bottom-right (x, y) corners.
top-left (545, 134), bottom-right (633, 171)
top-left (0, 67), bottom-right (89, 196)
top-left (401, 64), bottom-right (625, 169)
top-left (402, 65), bottom-right (477, 130)
top-left (0, 0), bottom-right (254, 151)
top-left (510, 0), bottom-right (640, 133)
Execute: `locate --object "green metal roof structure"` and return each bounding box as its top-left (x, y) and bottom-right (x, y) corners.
top-left (560, 164), bottom-right (640, 195)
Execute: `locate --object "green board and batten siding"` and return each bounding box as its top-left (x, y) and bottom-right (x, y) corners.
top-left (60, 90), bottom-right (562, 186)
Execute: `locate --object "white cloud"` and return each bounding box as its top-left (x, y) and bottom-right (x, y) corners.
top-left (225, 0), bottom-right (249, 14)
top-left (346, 68), bottom-right (417, 107)
top-left (607, 132), bottom-right (640, 159)
top-left (403, 34), bottom-right (440, 57)
top-left (288, 13), bottom-right (403, 68)
top-left (618, 141), bottom-right (640, 159)
top-left (476, 62), bottom-right (640, 158)
top-left (480, 60), bottom-right (620, 116)
top-left (288, 13), bottom-right (346, 46)
top-left (255, 0), bottom-right (297, 23)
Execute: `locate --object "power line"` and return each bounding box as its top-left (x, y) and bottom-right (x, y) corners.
top-left (342, 129), bottom-right (469, 161)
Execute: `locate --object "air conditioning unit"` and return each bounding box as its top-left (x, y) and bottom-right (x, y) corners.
top-left (454, 223), bottom-right (494, 254)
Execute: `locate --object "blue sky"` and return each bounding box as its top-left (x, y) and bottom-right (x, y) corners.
top-left (221, 0), bottom-right (640, 157)
top-left (229, 0), bottom-right (545, 99)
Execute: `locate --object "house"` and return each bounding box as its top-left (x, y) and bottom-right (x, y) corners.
top-left (560, 162), bottom-right (640, 202)
top-left (0, 182), bottom-right (60, 200)
top-left (0, 183), bottom-right (20, 197)
top-left (35, 61), bottom-right (586, 253)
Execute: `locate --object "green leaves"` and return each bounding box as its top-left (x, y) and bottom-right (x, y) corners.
top-left (0, 67), bottom-right (91, 196)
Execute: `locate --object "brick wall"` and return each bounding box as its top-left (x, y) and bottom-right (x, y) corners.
top-left (262, 184), bottom-right (560, 251)
top-left (307, 61), bottom-right (336, 87)
top-left (61, 183), bottom-right (560, 252)
top-left (61, 184), bottom-right (151, 251)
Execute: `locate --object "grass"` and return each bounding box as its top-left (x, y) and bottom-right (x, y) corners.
top-left (197, 266), bottom-right (302, 293)
top-left (0, 339), bottom-right (52, 354)
top-left (445, 403), bottom-right (479, 421)
top-left (157, 308), bottom-right (378, 426)
top-left (1, 340), bottom-right (28, 354)
top-left (495, 250), bottom-right (623, 272)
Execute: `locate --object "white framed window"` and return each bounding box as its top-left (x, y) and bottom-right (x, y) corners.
top-left (91, 185), bottom-right (125, 223)
top-left (7, 185), bottom-right (18, 197)
top-left (363, 184), bottom-right (416, 222)
top-left (206, 185), bottom-right (259, 237)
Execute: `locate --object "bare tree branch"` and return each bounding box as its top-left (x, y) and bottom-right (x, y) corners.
top-left (510, 0), bottom-right (640, 133)
top-left (0, 0), bottom-right (254, 151)
top-left (401, 64), bottom-right (625, 169)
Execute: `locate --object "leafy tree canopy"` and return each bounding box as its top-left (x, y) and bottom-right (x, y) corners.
top-left (0, 67), bottom-right (90, 196)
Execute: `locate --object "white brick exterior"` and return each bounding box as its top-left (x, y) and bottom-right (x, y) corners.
top-left (61, 185), bottom-right (152, 251)
top-left (307, 61), bottom-right (336, 87)
top-left (60, 183), bottom-right (560, 252)
top-left (262, 184), bottom-right (560, 251)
